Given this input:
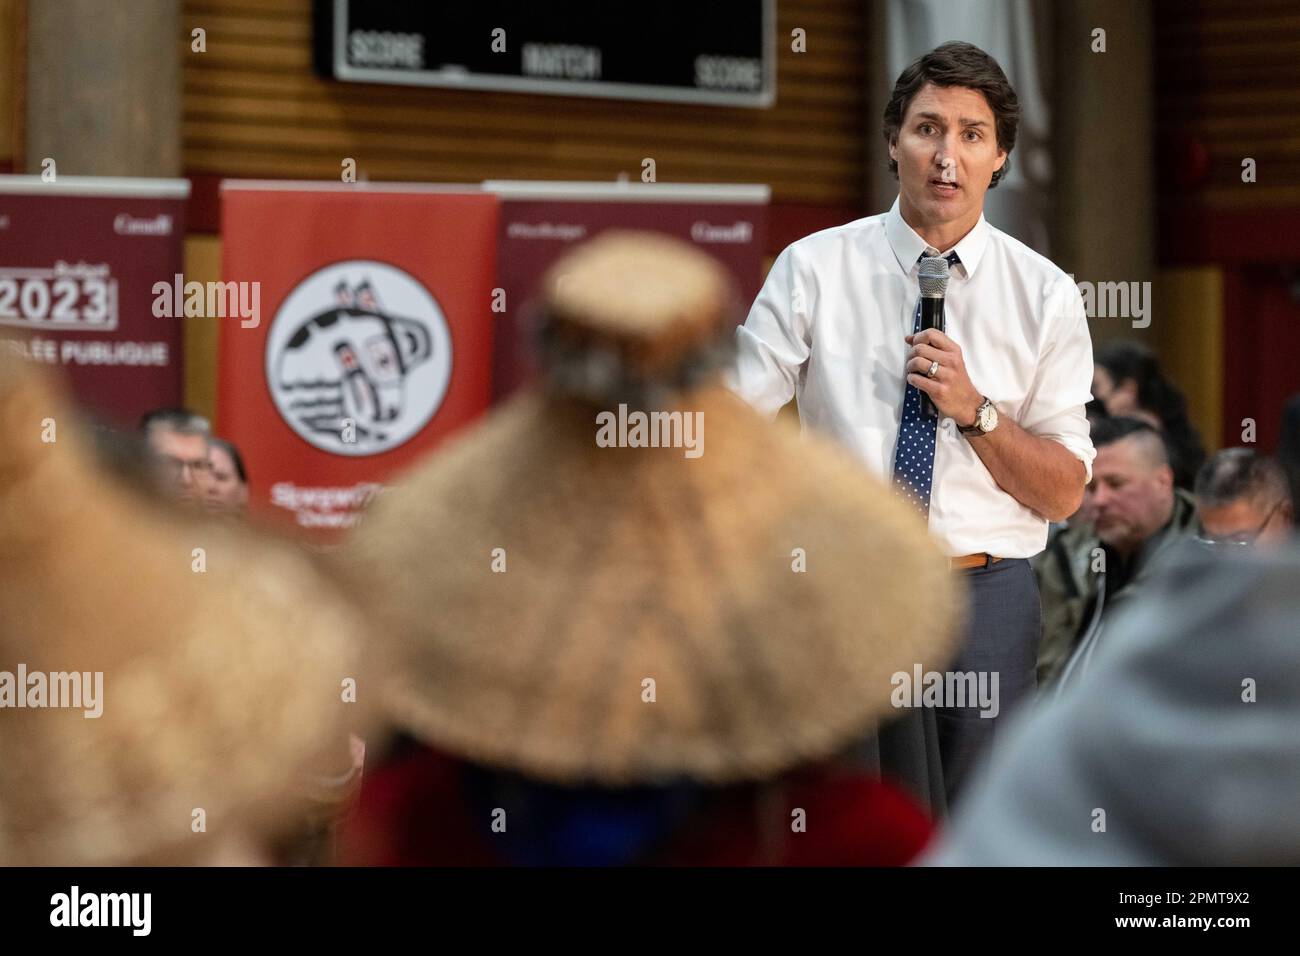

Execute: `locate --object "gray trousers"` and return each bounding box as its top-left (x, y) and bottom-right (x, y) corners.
top-left (935, 557), bottom-right (1042, 804)
top-left (842, 557), bottom-right (1042, 817)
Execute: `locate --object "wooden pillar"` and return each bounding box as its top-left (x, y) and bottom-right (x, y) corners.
top-left (1052, 0), bottom-right (1155, 338)
top-left (25, 0), bottom-right (180, 176)
top-left (0, 0), bottom-right (19, 172)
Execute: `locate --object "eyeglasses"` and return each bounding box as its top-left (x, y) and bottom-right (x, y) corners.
top-left (1194, 500), bottom-right (1282, 549)
top-left (161, 454), bottom-right (211, 477)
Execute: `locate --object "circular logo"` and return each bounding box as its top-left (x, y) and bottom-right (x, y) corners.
top-left (265, 260), bottom-right (452, 457)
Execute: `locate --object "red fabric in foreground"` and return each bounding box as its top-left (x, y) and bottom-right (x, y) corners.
top-left (339, 744), bottom-right (933, 867)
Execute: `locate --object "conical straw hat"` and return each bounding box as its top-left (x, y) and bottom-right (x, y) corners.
top-left (344, 231), bottom-right (965, 787)
top-left (0, 350), bottom-right (371, 864)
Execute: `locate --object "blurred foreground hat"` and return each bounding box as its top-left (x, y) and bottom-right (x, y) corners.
top-left (345, 230), bottom-right (962, 787)
top-left (0, 350), bottom-right (368, 864)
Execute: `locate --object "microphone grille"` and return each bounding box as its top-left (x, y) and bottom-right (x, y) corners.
top-left (918, 256), bottom-right (950, 296)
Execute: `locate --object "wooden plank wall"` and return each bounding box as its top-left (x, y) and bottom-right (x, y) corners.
top-left (182, 0), bottom-right (869, 234)
top-left (1155, 0), bottom-right (1300, 450)
top-left (1156, 0), bottom-right (1300, 213)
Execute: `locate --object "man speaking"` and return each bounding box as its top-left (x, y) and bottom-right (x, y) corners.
top-left (730, 42), bottom-right (1096, 803)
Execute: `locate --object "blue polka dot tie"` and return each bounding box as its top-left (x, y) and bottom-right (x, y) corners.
top-left (892, 250), bottom-right (960, 519)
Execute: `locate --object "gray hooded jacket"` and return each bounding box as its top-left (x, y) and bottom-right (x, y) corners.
top-left (927, 543), bottom-right (1300, 865)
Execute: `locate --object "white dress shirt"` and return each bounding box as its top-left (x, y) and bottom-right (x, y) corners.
top-left (729, 197), bottom-right (1096, 558)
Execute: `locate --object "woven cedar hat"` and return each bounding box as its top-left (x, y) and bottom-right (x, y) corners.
top-left (344, 230), bottom-right (964, 787)
top-left (0, 351), bottom-right (369, 865)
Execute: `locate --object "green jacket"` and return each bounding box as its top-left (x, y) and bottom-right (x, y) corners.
top-left (1034, 488), bottom-right (1198, 688)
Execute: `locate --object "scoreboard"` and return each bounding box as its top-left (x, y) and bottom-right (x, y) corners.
top-left (313, 0), bottom-right (775, 108)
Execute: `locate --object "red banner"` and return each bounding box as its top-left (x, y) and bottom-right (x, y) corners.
top-left (0, 176), bottom-right (189, 426)
top-left (219, 183), bottom-right (499, 533)
top-left (486, 181), bottom-right (768, 400)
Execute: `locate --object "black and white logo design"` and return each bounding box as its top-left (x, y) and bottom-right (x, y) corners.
top-left (265, 261), bottom-right (452, 456)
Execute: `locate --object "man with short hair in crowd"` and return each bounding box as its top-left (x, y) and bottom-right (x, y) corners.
top-left (140, 407), bottom-right (212, 504)
top-left (1193, 448), bottom-right (1294, 550)
top-left (1035, 416), bottom-right (1197, 688)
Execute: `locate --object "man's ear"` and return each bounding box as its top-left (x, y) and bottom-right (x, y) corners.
top-left (888, 136), bottom-right (897, 163)
top-left (1117, 378), bottom-right (1139, 408)
top-left (994, 148), bottom-right (1007, 173)
top-left (1158, 464), bottom-right (1175, 492)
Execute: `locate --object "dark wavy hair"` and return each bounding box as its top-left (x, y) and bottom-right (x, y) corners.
top-left (882, 41), bottom-right (1020, 190)
top-left (1095, 341), bottom-right (1206, 489)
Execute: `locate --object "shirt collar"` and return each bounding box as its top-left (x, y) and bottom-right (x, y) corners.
top-left (884, 195), bottom-right (990, 279)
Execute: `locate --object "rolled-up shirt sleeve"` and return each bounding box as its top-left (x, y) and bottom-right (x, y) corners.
top-left (726, 245), bottom-right (812, 421)
top-left (1020, 274), bottom-right (1096, 483)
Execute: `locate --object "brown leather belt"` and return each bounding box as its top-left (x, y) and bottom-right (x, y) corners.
top-left (949, 552), bottom-right (1003, 571)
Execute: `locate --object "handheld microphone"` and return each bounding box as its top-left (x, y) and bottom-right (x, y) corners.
top-left (917, 256), bottom-right (950, 419)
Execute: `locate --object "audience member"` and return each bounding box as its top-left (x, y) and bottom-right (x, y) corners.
top-left (928, 544), bottom-right (1300, 865)
top-left (207, 436), bottom-right (249, 514)
top-left (1194, 448), bottom-right (1293, 550)
top-left (337, 232), bottom-right (962, 865)
top-left (1278, 393), bottom-right (1300, 528)
top-left (0, 352), bottom-right (369, 865)
top-left (1093, 341), bottom-right (1205, 490)
top-left (140, 407), bottom-right (212, 504)
top-left (1035, 417), bottom-right (1196, 687)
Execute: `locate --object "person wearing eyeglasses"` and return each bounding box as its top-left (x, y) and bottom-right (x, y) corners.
top-left (140, 407), bottom-right (213, 505)
top-left (1193, 448), bottom-right (1294, 550)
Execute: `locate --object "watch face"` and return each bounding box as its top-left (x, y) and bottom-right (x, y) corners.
top-left (978, 402), bottom-right (997, 431)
